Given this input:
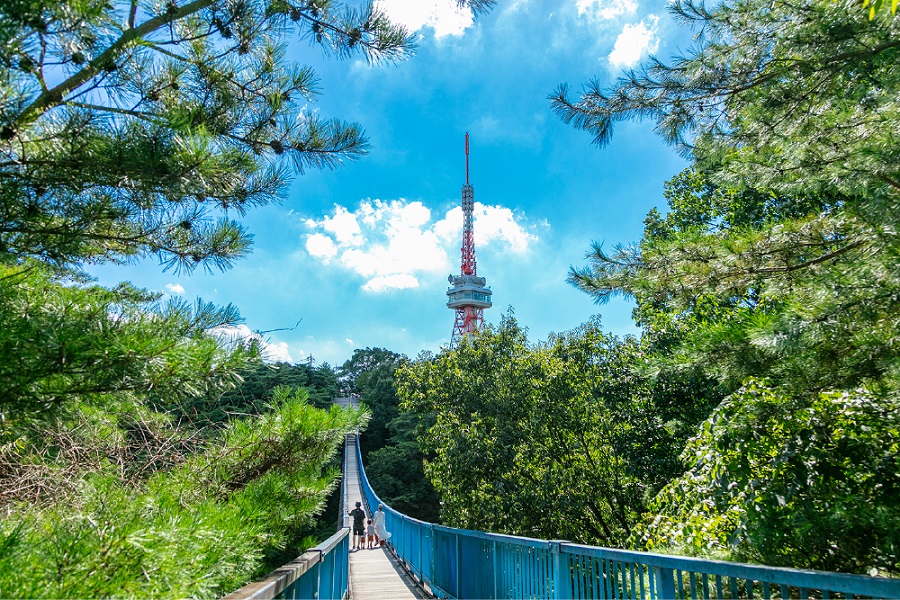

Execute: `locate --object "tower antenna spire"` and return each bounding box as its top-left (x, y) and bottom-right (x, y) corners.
top-left (465, 132), bottom-right (470, 185)
top-left (446, 133), bottom-right (492, 347)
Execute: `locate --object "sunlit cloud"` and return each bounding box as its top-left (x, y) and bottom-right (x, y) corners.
top-left (434, 204), bottom-right (535, 252)
top-left (363, 274), bottom-right (421, 292)
top-left (305, 205), bottom-right (361, 246)
top-left (608, 15), bottom-right (659, 69)
top-left (165, 283), bottom-right (185, 295)
top-left (305, 232), bottom-right (338, 263)
top-left (303, 198), bottom-right (536, 293)
top-left (577, 0), bottom-right (637, 20)
top-left (375, 0), bottom-right (475, 38)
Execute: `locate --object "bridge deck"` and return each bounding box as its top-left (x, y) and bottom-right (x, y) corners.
top-left (344, 434), bottom-right (425, 600)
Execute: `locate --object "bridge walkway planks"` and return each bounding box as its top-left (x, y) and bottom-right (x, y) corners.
top-left (342, 429), bottom-right (425, 600)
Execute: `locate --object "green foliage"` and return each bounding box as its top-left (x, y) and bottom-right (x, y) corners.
top-left (862, 0), bottom-right (899, 19)
top-left (364, 421), bottom-right (441, 523)
top-left (165, 360), bottom-right (340, 425)
top-left (558, 0), bottom-right (900, 570)
top-left (639, 380), bottom-right (899, 574)
top-left (0, 387), bottom-right (366, 597)
top-left (0, 261), bottom-right (256, 420)
top-left (568, 169), bottom-right (900, 572)
top-left (571, 168), bottom-right (900, 397)
top-left (219, 360), bottom-right (339, 411)
top-left (338, 347), bottom-right (403, 395)
top-left (0, 261), bottom-right (366, 592)
top-left (0, 1), bottom-right (497, 593)
top-left (397, 313), bottom-right (719, 546)
top-left (349, 348), bottom-right (405, 456)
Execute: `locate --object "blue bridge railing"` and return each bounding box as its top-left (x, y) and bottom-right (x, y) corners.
top-left (223, 527), bottom-right (349, 600)
top-left (357, 438), bottom-right (900, 600)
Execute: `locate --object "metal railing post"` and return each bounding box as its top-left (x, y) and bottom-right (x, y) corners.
top-left (653, 565), bottom-right (676, 600)
top-left (551, 541), bottom-right (571, 600)
top-left (493, 539), bottom-right (500, 600)
top-left (456, 531), bottom-right (461, 599)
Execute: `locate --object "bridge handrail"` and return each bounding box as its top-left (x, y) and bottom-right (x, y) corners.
top-left (356, 436), bottom-right (899, 600)
top-left (339, 433), bottom-right (352, 530)
top-left (223, 527), bottom-right (350, 600)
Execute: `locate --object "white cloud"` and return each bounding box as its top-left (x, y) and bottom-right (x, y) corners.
top-left (375, 0), bottom-right (474, 38)
top-left (608, 15), bottom-right (659, 69)
top-left (434, 204), bottom-right (536, 252)
top-left (304, 198), bottom-right (535, 292)
top-left (208, 324), bottom-right (295, 364)
top-left (261, 341), bottom-right (294, 363)
top-left (306, 233), bottom-right (338, 263)
top-left (165, 283), bottom-right (185, 295)
top-left (577, 0), bottom-right (637, 20)
top-left (314, 205), bottom-right (362, 245)
top-left (363, 274), bottom-right (421, 293)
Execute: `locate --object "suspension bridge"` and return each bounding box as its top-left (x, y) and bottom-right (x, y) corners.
top-left (225, 402), bottom-right (900, 600)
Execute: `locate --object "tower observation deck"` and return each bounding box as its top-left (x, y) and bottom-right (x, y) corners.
top-left (447, 133), bottom-right (492, 347)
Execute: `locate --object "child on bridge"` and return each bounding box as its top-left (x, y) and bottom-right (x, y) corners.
top-left (365, 519), bottom-right (375, 549)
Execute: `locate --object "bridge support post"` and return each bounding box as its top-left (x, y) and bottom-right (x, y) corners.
top-left (550, 541), bottom-right (571, 600)
top-left (492, 540), bottom-right (499, 599)
top-left (652, 566), bottom-right (676, 599)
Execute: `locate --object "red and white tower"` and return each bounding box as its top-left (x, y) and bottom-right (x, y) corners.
top-left (447, 133), bottom-right (492, 347)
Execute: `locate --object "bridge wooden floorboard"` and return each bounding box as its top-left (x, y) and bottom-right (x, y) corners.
top-left (343, 431), bottom-right (425, 600)
top-left (349, 546), bottom-right (425, 600)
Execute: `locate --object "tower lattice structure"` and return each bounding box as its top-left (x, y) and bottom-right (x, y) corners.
top-left (447, 133), bottom-right (492, 347)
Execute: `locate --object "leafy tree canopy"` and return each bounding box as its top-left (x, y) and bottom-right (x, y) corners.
top-left (337, 346), bottom-right (440, 521)
top-left (0, 260), bottom-right (257, 421)
top-left (570, 169), bottom-right (900, 397)
top-left (337, 346), bottom-right (404, 394)
top-left (555, 0), bottom-right (900, 574)
top-left (397, 313), bottom-right (720, 547)
top-left (0, 387), bottom-right (366, 597)
top-left (638, 380), bottom-right (899, 574)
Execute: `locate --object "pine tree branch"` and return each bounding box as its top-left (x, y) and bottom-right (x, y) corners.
top-left (63, 102), bottom-right (162, 123)
top-left (751, 239), bottom-right (867, 275)
top-left (13, 0), bottom-right (217, 129)
top-left (878, 174), bottom-right (900, 191)
top-left (37, 33), bottom-right (49, 93)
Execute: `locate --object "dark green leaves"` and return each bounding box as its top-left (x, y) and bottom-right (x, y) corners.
top-left (0, 261), bottom-right (256, 418)
top-left (639, 381), bottom-right (900, 573)
top-left (398, 314), bottom-right (720, 547)
top-left (561, 0), bottom-right (900, 570)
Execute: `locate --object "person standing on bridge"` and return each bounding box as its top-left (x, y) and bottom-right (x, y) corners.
top-left (349, 501), bottom-right (366, 551)
top-left (373, 503), bottom-right (391, 547)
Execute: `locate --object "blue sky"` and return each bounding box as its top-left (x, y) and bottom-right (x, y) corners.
top-left (89, 0), bottom-right (690, 366)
